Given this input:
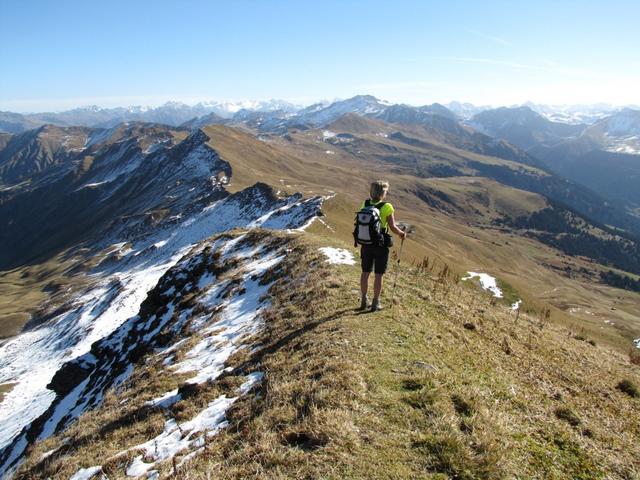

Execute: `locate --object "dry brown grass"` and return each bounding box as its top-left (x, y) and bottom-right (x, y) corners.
top-left (14, 230), bottom-right (640, 479)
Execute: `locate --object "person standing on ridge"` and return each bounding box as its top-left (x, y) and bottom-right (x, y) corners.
top-left (353, 180), bottom-right (406, 311)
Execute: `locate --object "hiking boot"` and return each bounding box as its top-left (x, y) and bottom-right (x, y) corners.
top-left (358, 296), bottom-right (369, 310)
top-left (371, 297), bottom-right (383, 311)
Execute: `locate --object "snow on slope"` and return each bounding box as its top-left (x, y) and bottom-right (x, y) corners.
top-left (69, 465), bottom-right (104, 480)
top-left (124, 374), bottom-right (263, 478)
top-left (598, 110), bottom-right (640, 154)
top-left (0, 137), bottom-right (325, 476)
top-left (462, 272), bottom-right (503, 298)
top-left (60, 231), bottom-right (289, 478)
top-left (295, 95), bottom-right (388, 127)
top-left (540, 111), bottom-right (609, 125)
top-left (604, 135), bottom-right (640, 155)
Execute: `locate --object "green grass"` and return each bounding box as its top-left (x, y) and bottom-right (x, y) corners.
top-left (527, 433), bottom-right (605, 480)
top-left (496, 278), bottom-right (520, 306)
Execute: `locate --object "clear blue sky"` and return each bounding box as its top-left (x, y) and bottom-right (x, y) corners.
top-left (1, 0), bottom-right (639, 112)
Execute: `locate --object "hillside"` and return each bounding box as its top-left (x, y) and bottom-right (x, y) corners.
top-left (12, 229), bottom-right (640, 479)
top-left (1, 119), bottom-right (639, 478)
top-left (531, 142), bottom-right (640, 212)
top-left (4, 119), bottom-right (638, 351)
top-left (469, 106), bottom-right (585, 150)
top-left (470, 107), bottom-right (640, 217)
top-left (199, 123), bottom-right (640, 350)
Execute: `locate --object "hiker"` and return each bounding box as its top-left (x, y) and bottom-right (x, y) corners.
top-left (354, 180), bottom-right (406, 311)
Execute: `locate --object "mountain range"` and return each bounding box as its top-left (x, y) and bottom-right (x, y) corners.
top-left (4, 95), bottom-right (638, 219)
top-left (1, 97), bottom-right (636, 132)
top-left (0, 99), bottom-right (300, 133)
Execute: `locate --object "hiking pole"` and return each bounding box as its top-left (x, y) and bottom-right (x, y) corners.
top-left (391, 227), bottom-right (406, 308)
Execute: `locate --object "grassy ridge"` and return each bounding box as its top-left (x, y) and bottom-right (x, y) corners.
top-left (17, 231), bottom-right (640, 479)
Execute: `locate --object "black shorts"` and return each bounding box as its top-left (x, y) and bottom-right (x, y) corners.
top-left (361, 245), bottom-right (390, 274)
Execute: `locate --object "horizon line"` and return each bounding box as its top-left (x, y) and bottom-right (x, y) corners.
top-left (0, 95), bottom-right (637, 115)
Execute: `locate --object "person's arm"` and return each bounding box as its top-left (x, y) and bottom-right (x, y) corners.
top-left (388, 214), bottom-right (406, 238)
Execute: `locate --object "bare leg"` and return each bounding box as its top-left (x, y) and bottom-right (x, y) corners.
top-left (373, 274), bottom-right (383, 299)
top-left (360, 272), bottom-right (370, 298)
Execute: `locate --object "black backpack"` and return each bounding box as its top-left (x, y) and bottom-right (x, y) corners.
top-left (353, 200), bottom-right (387, 246)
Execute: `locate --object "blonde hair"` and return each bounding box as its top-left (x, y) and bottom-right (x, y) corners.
top-left (370, 180), bottom-right (389, 201)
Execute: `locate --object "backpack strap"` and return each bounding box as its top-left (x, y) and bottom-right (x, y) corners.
top-left (364, 199), bottom-right (386, 209)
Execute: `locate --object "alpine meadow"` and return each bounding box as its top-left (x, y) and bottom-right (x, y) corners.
top-left (0, 1), bottom-right (639, 479)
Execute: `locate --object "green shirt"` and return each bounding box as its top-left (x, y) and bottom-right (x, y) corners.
top-left (360, 200), bottom-right (394, 231)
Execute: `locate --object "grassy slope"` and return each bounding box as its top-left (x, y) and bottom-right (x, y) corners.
top-left (0, 252), bottom-right (85, 339)
top-left (204, 124), bottom-right (640, 352)
top-left (0, 241), bottom-right (136, 339)
top-left (16, 230), bottom-right (640, 479)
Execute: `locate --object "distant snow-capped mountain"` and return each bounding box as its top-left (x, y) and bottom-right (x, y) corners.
top-left (583, 108), bottom-right (640, 155)
top-left (446, 101), bottom-right (492, 119)
top-left (3, 97), bottom-right (639, 135)
top-left (446, 101), bottom-right (626, 125)
top-left (523, 102), bottom-right (616, 125)
top-left (0, 100), bottom-right (302, 133)
top-left (197, 99), bottom-right (301, 118)
top-left (469, 106), bottom-right (585, 149)
top-left (293, 95), bottom-right (390, 126)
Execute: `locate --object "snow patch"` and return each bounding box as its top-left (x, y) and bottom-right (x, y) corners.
top-left (318, 247), bottom-right (355, 265)
top-left (144, 390), bottom-right (181, 409)
top-left (173, 251), bottom-right (283, 385)
top-left (153, 239), bottom-right (169, 249)
top-left (462, 272), bottom-right (503, 298)
top-left (322, 130), bottom-right (336, 139)
top-left (126, 455), bottom-right (151, 477)
top-left (125, 373), bottom-right (263, 476)
top-left (69, 465), bottom-right (104, 480)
